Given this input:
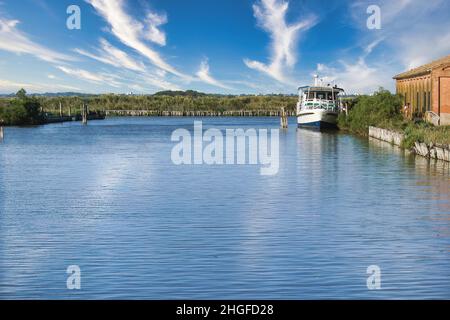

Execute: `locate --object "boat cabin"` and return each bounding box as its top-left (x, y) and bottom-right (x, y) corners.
top-left (298, 86), bottom-right (344, 111)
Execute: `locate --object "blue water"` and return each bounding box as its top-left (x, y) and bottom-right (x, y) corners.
top-left (0, 117), bottom-right (449, 299)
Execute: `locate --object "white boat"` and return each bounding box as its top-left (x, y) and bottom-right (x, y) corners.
top-left (297, 76), bottom-right (344, 129)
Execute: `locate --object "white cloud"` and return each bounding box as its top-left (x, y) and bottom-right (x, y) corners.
top-left (196, 59), bottom-right (231, 90)
top-left (316, 58), bottom-right (392, 94)
top-left (318, 0), bottom-right (450, 93)
top-left (350, 0), bottom-right (450, 70)
top-left (57, 66), bottom-right (121, 87)
top-left (0, 78), bottom-right (81, 93)
top-left (144, 12), bottom-right (167, 46)
top-left (86, 0), bottom-right (189, 79)
top-left (0, 17), bottom-right (74, 63)
top-left (136, 74), bottom-right (181, 91)
top-left (74, 38), bottom-right (183, 91)
top-left (74, 39), bottom-right (145, 72)
top-left (397, 28), bottom-right (450, 70)
top-left (244, 0), bottom-right (317, 83)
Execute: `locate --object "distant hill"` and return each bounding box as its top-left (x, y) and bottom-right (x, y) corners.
top-left (152, 90), bottom-right (207, 97)
top-left (0, 90), bottom-right (297, 98)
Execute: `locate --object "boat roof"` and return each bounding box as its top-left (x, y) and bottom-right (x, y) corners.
top-left (298, 86), bottom-right (344, 92)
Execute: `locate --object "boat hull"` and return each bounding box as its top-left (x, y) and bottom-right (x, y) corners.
top-left (297, 109), bottom-right (338, 129)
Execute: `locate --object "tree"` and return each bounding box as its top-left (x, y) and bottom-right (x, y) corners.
top-left (0, 89), bottom-right (44, 125)
top-left (16, 88), bottom-right (27, 100)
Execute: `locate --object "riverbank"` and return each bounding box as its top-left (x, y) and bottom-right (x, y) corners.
top-left (369, 126), bottom-right (450, 162)
top-left (338, 89), bottom-right (450, 161)
top-left (0, 89), bottom-right (108, 126)
top-left (105, 109), bottom-right (296, 117)
top-left (1, 90), bottom-right (297, 117)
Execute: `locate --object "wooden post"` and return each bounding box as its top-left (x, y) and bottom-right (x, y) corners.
top-left (82, 103), bottom-right (88, 124)
top-left (0, 126), bottom-right (3, 140)
top-left (280, 107), bottom-right (288, 128)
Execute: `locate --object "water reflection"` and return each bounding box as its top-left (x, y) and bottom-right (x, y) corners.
top-left (0, 118), bottom-right (449, 299)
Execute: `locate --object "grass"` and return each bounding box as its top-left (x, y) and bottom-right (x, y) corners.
top-left (402, 122), bottom-right (450, 149)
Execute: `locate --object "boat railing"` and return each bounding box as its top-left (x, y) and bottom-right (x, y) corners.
top-left (301, 99), bottom-right (338, 112)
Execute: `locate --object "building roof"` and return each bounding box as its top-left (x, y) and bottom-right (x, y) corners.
top-left (393, 54), bottom-right (450, 80)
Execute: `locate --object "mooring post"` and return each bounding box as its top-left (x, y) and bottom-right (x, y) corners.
top-left (280, 107), bottom-right (288, 128)
top-left (82, 103), bottom-right (88, 125)
top-left (0, 126), bottom-right (4, 140)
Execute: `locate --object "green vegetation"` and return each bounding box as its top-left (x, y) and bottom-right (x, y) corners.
top-left (0, 89), bottom-right (45, 125)
top-left (1, 91), bottom-right (297, 117)
top-left (338, 88), bottom-right (450, 148)
top-left (402, 122), bottom-right (450, 148)
top-left (153, 90), bottom-right (207, 97)
top-left (38, 93), bottom-right (297, 115)
top-left (337, 89), bottom-right (404, 135)
top-left (0, 89), bottom-right (297, 124)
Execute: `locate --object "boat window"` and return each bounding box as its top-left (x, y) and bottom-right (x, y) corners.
top-left (316, 92), bottom-right (326, 100)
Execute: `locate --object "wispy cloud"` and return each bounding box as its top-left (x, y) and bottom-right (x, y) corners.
top-left (196, 59), bottom-right (232, 90)
top-left (74, 39), bottom-right (145, 72)
top-left (86, 0), bottom-right (189, 79)
top-left (74, 38), bottom-right (182, 91)
top-left (144, 12), bottom-right (167, 46)
top-left (244, 0), bottom-right (317, 83)
top-left (315, 0), bottom-right (450, 94)
top-left (351, 0), bottom-right (450, 70)
top-left (133, 74), bottom-right (181, 91)
top-left (316, 58), bottom-right (392, 94)
top-left (0, 17), bottom-right (73, 63)
top-left (0, 78), bottom-right (81, 93)
top-left (57, 66), bottom-right (121, 87)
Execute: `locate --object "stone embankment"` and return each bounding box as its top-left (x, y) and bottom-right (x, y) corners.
top-left (369, 126), bottom-right (450, 162)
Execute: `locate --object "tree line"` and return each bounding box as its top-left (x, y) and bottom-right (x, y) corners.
top-left (0, 89), bottom-right (45, 125)
top-left (38, 93), bottom-right (298, 114)
top-left (0, 89), bottom-right (298, 125)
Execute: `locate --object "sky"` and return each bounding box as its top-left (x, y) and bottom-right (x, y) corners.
top-left (0, 0), bottom-right (449, 95)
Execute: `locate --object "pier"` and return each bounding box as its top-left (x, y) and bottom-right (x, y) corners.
top-left (41, 101), bottom-right (105, 125)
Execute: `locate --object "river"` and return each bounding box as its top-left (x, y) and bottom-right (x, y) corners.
top-left (0, 117), bottom-right (449, 299)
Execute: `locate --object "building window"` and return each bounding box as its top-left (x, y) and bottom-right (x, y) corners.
top-left (417, 92), bottom-right (420, 114)
top-left (427, 92), bottom-right (431, 111)
top-left (424, 93), bottom-right (427, 112)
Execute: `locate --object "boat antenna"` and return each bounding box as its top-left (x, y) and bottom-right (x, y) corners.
top-left (313, 74), bottom-right (319, 86)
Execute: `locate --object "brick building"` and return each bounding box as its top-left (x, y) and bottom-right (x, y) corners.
top-left (393, 54), bottom-right (450, 125)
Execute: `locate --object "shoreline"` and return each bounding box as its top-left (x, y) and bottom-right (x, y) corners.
top-left (369, 126), bottom-right (450, 162)
top-left (104, 110), bottom-right (297, 117)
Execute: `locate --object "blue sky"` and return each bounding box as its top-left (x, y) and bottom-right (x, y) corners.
top-left (0, 0), bottom-right (449, 94)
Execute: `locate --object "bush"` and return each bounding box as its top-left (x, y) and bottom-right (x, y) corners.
top-left (0, 103), bottom-right (28, 125)
top-left (0, 89), bottom-right (44, 125)
top-left (338, 89), bottom-right (404, 135)
top-left (402, 122), bottom-right (450, 149)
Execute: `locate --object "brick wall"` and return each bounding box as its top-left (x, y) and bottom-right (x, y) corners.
top-left (431, 66), bottom-right (450, 125)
